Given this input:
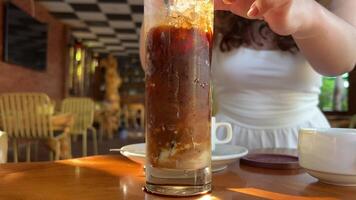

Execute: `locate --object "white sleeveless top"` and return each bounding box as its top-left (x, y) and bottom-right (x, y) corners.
top-left (212, 47), bottom-right (330, 150)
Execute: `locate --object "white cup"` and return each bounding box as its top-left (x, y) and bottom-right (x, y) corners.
top-left (211, 117), bottom-right (233, 152)
top-left (299, 128), bottom-right (356, 175)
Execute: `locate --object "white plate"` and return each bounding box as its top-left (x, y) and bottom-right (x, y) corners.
top-left (118, 143), bottom-right (248, 172)
top-left (306, 169), bottom-right (356, 186)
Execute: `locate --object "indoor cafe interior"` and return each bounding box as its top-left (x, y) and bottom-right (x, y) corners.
top-left (0, 0), bottom-right (355, 199)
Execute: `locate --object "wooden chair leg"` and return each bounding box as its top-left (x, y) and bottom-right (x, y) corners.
top-left (34, 141), bottom-right (39, 161)
top-left (90, 127), bottom-right (98, 155)
top-left (13, 139), bottom-right (18, 163)
top-left (26, 142), bottom-right (31, 162)
top-left (68, 134), bottom-right (73, 159)
top-left (82, 133), bottom-right (87, 157)
top-left (54, 141), bottom-right (60, 161)
top-left (49, 151), bottom-right (54, 161)
top-left (99, 121), bottom-right (104, 143)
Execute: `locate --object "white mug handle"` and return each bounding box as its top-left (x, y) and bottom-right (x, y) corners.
top-left (214, 122), bottom-right (233, 144)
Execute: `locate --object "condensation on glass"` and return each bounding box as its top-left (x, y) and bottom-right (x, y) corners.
top-left (144, 0), bottom-right (214, 197)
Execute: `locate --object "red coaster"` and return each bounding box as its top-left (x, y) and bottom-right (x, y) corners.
top-left (240, 153), bottom-right (300, 170)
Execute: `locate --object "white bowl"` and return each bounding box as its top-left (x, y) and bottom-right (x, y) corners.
top-left (299, 128), bottom-right (356, 186)
top-left (118, 143), bottom-right (248, 172)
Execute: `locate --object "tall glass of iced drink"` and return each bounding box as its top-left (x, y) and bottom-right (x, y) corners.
top-left (144, 0), bottom-right (214, 196)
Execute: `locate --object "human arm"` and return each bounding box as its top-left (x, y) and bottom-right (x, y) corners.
top-left (215, 0), bottom-right (356, 76)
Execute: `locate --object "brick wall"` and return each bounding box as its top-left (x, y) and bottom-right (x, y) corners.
top-left (0, 0), bottom-right (68, 101)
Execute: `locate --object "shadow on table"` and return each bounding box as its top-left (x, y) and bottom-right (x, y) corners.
top-left (239, 162), bottom-right (305, 176)
top-left (301, 181), bottom-right (355, 199)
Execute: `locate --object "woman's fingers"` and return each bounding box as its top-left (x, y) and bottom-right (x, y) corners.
top-left (215, 0), bottom-right (255, 17)
top-left (254, 0), bottom-right (279, 16)
top-left (214, 0), bottom-right (302, 36)
top-left (247, 2), bottom-right (259, 17)
top-left (216, 0), bottom-right (292, 19)
top-left (214, 0), bottom-right (232, 11)
top-left (222, 0), bottom-right (234, 4)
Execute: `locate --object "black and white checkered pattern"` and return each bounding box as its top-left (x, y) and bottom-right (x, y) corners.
top-left (37, 0), bottom-right (143, 56)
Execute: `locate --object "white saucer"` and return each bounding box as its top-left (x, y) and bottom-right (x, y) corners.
top-left (306, 169), bottom-right (356, 186)
top-left (117, 143), bottom-right (248, 172)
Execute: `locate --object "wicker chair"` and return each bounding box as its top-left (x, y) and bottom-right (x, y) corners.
top-left (0, 131), bottom-right (7, 163)
top-left (0, 93), bottom-right (63, 162)
top-left (61, 97), bottom-right (98, 156)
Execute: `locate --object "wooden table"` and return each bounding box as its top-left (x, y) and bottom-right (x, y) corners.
top-left (0, 155), bottom-right (355, 200)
